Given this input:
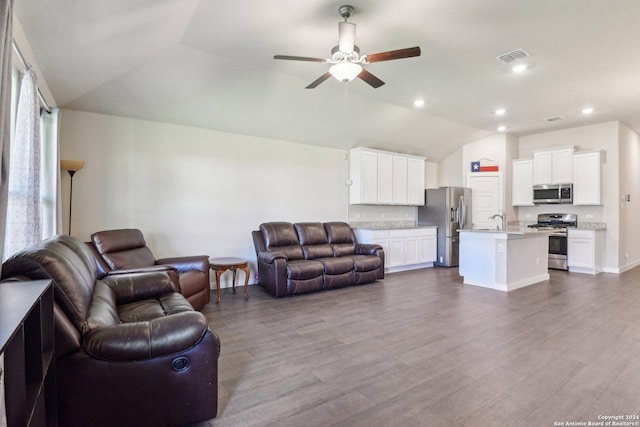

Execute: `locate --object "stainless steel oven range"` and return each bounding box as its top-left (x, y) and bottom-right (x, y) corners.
top-left (527, 213), bottom-right (577, 270)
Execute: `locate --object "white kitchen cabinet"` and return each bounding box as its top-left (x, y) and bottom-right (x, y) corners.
top-left (418, 229), bottom-right (437, 263)
top-left (392, 155), bottom-right (408, 204)
top-left (512, 158), bottom-right (534, 206)
top-left (350, 148), bottom-right (426, 205)
top-left (533, 146), bottom-right (574, 185)
top-left (350, 148), bottom-right (378, 204)
top-left (407, 157), bottom-right (426, 205)
top-left (568, 229), bottom-right (604, 274)
top-left (354, 227), bottom-right (437, 272)
top-left (377, 153), bottom-right (394, 204)
top-left (572, 150), bottom-right (603, 205)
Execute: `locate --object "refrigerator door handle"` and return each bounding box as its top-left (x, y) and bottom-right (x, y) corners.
top-left (459, 195), bottom-right (466, 229)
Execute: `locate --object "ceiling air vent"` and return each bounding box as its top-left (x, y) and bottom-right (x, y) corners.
top-left (544, 116), bottom-right (565, 122)
top-left (495, 48), bottom-right (529, 64)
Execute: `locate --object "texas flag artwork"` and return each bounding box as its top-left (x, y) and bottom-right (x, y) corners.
top-left (471, 160), bottom-right (499, 172)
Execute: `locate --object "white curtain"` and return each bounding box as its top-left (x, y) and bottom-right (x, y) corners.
top-left (40, 108), bottom-right (62, 237)
top-left (0, 0), bottom-right (13, 424)
top-left (4, 68), bottom-right (41, 259)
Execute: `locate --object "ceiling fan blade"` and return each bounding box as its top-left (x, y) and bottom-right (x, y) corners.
top-left (358, 69), bottom-right (385, 88)
top-left (306, 72), bottom-right (332, 89)
top-left (364, 46), bottom-right (421, 63)
top-left (274, 55), bottom-right (326, 63)
top-left (338, 22), bottom-right (356, 53)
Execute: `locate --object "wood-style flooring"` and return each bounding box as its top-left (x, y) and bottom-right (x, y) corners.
top-left (197, 266), bottom-right (640, 427)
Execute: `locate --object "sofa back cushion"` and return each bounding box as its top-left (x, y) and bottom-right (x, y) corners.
top-left (91, 229), bottom-right (156, 269)
top-left (259, 222), bottom-right (304, 260)
top-left (324, 222), bottom-right (357, 256)
top-left (1, 235), bottom-right (98, 331)
top-left (294, 222), bottom-right (334, 259)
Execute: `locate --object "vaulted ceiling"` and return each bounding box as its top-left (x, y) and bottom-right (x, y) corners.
top-left (15, 0), bottom-right (640, 161)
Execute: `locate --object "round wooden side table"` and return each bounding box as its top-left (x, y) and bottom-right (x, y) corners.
top-left (209, 257), bottom-right (250, 303)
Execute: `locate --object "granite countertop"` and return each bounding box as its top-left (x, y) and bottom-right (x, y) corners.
top-left (350, 221), bottom-right (436, 230)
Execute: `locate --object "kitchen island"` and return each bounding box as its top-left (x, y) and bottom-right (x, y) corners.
top-left (459, 228), bottom-right (551, 292)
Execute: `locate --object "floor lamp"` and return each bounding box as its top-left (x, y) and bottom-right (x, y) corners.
top-left (60, 160), bottom-right (84, 235)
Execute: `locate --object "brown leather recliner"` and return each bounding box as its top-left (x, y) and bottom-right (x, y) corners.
top-left (1, 235), bottom-right (220, 427)
top-left (89, 228), bottom-right (211, 309)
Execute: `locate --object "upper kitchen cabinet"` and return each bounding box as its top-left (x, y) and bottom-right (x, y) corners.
top-left (350, 148), bottom-right (379, 204)
top-left (512, 158), bottom-right (534, 206)
top-left (533, 146), bottom-right (574, 185)
top-left (350, 148), bottom-right (426, 205)
top-left (407, 157), bottom-right (426, 205)
top-left (572, 150), bottom-right (603, 205)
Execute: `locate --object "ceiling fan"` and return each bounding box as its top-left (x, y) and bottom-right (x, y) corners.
top-left (274, 5), bottom-right (421, 89)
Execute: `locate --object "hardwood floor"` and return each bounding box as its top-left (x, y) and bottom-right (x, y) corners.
top-left (197, 266), bottom-right (640, 427)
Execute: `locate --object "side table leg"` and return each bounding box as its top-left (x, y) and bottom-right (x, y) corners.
top-left (241, 263), bottom-right (250, 300)
top-left (215, 269), bottom-right (222, 303)
top-left (232, 267), bottom-right (237, 294)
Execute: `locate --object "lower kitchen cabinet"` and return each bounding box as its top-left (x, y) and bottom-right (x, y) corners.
top-left (355, 227), bottom-right (437, 273)
top-left (567, 229), bottom-right (604, 274)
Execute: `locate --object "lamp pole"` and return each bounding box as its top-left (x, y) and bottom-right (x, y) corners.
top-left (67, 169), bottom-right (76, 235)
top-left (60, 160), bottom-right (84, 235)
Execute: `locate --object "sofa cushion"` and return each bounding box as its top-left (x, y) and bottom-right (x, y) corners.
top-left (351, 254), bottom-right (383, 272)
top-left (295, 222), bottom-right (328, 245)
top-left (295, 222), bottom-right (334, 259)
top-left (286, 259), bottom-right (325, 280)
top-left (316, 257), bottom-right (354, 275)
top-left (324, 222), bottom-right (357, 256)
top-left (260, 222), bottom-right (304, 260)
top-left (91, 229), bottom-right (157, 270)
top-left (1, 235), bottom-right (98, 330)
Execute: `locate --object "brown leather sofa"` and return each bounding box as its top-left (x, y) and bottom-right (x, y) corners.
top-left (252, 221), bottom-right (384, 297)
top-left (1, 235), bottom-right (219, 427)
top-left (88, 228), bottom-right (211, 309)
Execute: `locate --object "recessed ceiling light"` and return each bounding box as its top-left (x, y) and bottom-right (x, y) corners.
top-left (582, 107), bottom-right (594, 115)
top-left (413, 99), bottom-right (425, 108)
top-left (512, 63), bottom-right (528, 73)
top-left (497, 125), bottom-right (506, 132)
top-left (495, 108), bottom-right (506, 116)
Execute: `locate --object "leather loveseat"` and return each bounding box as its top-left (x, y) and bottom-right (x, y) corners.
top-left (252, 221), bottom-right (384, 297)
top-left (1, 235), bottom-right (219, 427)
top-left (87, 228), bottom-right (211, 310)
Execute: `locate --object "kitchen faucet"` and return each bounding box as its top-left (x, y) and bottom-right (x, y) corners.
top-left (489, 210), bottom-right (506, 231)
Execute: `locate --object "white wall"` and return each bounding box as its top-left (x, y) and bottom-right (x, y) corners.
top-left (438, 148), bottom-right (463, 187)
top-left (518, 121), bottom-right (621, 270)
top-left (59, 109), bottom-right (350, 286)
top-left (425, 161), bottom-right (439, 189)
top-left (618, 122), bottom-right (640, 271)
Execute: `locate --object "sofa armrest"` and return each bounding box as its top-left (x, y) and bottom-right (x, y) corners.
top-left (355, 243), bottom-right (384, 256)
top-left (101, 272), bottom-right (177, 305)
top-left (104, 265), bottom-right (180, 293)
top-left (83, 311), bottom-right (208, 361)
top-left (258, 250), bottom-right (287, 264)
top-left (156, 255), bottom-right (209, 273)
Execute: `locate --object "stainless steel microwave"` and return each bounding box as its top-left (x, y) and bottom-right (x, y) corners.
top-left (533, 183), bottom-right (573, 204)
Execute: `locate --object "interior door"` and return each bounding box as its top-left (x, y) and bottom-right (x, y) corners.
top-left (467, 174), bottom-right (501, 229)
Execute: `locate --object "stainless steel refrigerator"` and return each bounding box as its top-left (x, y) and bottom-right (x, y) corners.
top-left (417, 187), bottom-right (472, 267)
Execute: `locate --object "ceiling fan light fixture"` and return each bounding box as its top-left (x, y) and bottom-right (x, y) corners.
top-left (338, 22), bottom-right (356, 53)
top-left (329, 62), bottom-right (362, 82)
